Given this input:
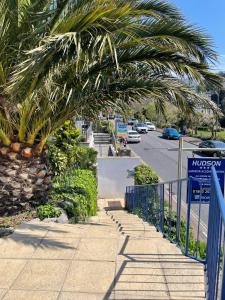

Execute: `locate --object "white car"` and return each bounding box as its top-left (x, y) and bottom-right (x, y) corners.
top-left (128, 118), bottom-right (138, 126)
top-left (145, 122), bottom-right (156, 131)
top-left (132, 123), bottom-right (148, 134)
top-left (127, 130), bottom-right (141, 143)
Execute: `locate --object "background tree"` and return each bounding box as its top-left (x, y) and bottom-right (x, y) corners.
top-left (0, 0), bottom-right (223, 214)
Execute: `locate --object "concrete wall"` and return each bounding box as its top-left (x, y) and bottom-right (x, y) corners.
top-left (97, 157), bottom-right (142, 199)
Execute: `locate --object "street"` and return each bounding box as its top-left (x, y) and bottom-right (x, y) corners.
top-left (129, 130), bottom-right (199, 181)
top-left (129, 130), bottom-right (209, 240)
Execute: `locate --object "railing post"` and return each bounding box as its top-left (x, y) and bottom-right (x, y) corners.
top-left (132, 186), bottom-right (135, 211)
top-left (144, 185), bottom-right (149, 221)
top-left (220, 231), bottom-right (225, 300)
top-left (185, 177), bottom-right (192, 256)
top-left (160, 184), bottom-right (165, 233)
top-left (177, 137), bottom-right (183, 242)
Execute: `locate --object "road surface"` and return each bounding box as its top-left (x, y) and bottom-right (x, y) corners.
top-left (129, 130), bottom-right (209, 240)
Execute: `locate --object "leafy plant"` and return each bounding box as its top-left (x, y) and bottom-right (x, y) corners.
top-left (51, 169), bottom-right (97, 221)
top-left (54, 120), bottom-right (81, 150)
top-left (75, 147), bottom-right (97, 171)
top-left (94, 120), bottom-right (115, 134)
top-left (65, 194), bottom-right (88, 223)
top-left (48, 121), bottom-right (97, 175)
top-left (48, 145), bottom-right (68, 175)
top-left (134, 164), bottom-right (159, 185)
top-left (36, 204), bottom-right (61, 221)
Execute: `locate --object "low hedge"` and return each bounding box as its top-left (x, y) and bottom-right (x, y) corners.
top-left (51, 169), bottom-right (97, 221)
top-left (134, 164), bottom-right (159, 185)
top-left (36, 204), bottom-right (61, 221)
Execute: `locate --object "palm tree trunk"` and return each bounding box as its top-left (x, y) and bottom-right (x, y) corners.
top-left (0, 151), bottom-right (51, 216)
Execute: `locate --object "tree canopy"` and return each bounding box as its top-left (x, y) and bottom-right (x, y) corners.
top-left (0, 0), bottom-right (223, 152)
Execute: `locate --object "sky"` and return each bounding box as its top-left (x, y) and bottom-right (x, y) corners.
top-left (170, 0), bottom-right (225, 72)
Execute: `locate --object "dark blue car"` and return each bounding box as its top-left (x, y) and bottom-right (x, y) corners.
top-left (163, 128), bottom-right (180, 140)
top-left (199, 140), bottom-right (225, 157)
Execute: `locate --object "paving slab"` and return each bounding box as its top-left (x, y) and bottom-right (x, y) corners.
top-left (32, 238), bottom-right (79, 260)
top-left (0, 289), bottom-right (7, 299)
top-left (76, 238), bottom-right (118, 261)
top-left (58, 291), bottom-right (113, 300)
top-left (12, 260), bottom-right (70, 291)
top-left (0, 207), bottom-right (206, 300)
top-left (62, 260), bottom-right (115, 293)
top-left (0, 237), bottom-right (40, 259)
top-left (0, 259), bottom-right (26, 289)
top-left (2, 290), bottom-right (59, 300)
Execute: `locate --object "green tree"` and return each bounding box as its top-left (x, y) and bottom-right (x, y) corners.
top-left (0, 0), bottom-right (223, 214)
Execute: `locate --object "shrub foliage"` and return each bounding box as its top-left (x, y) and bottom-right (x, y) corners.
top-left (51, 169), bottom-right (97, 222)
top-left (36, 204), bottom-right (61, 221)
top-left (48, 120), bottom-right (97, 175)
top-left (134, 164), bottom-right (159, 185)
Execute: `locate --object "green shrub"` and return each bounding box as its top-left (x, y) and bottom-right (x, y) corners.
top-left (94, 120), bottom-right (114, 134)
top-left (48, 145), bottom-right (68, 175)
top-left (163, 207), bottom-right (206, 259)
top-left (54, 120), bottom-right (81, 149)
top-left (65, 194), bottom-right (88, 222)
top-left (48, 120), bottom-right (97, 175)
top-left (51, 169), bottom-right (97, 220)
top-left (75, 147), bottom-right (97, 171)
top-left (36, 204), bottom-right (61, 220)
top-left (134, 164), bottom-right (159, 185)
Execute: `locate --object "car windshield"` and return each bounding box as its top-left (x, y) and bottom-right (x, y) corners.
top-left (137, 123), bottom-right (145, 126)
top-left (146, 122), bottom-right (153, 125)
top-left (168, 128), bottom-right (178, 133)
top-left (129, 131), bottom-right (139, 135)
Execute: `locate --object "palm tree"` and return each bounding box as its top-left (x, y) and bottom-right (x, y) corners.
top-left (0, 0), bottom-right (222, 215)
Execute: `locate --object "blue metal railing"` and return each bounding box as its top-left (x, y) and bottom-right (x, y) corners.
top-left (125, 168), bottom-right (225, 299)
top-left (206, 167), bottom-right (225, 300)
top-left (125, 178), bottom-right (190, 251)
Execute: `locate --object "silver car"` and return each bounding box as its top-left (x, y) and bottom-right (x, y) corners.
top-left (127, 130), bottom-right (141, 143)
top-left (132, 123), bottom-right (148, 134)
top-left (145, 122), bottom-right (156, 131)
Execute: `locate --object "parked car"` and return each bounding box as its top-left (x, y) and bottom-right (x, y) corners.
top-left (114, 115), bottom-right (123, 122)
top-left (127, 130), bottom-right (141, 143)
top-left (108, 114), bottom-right (114, 120)
top-left (162, 128), bottom-right (180, 139)
top-left (128, 118), bottom-right (138, 125)
top-left (132, 123), bottom-right (148, 134)
top-left (198, 140), bottom-right (225, 157)
top-left (145, 122), bottom-right (156, 131)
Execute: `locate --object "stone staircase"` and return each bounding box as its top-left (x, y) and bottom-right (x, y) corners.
top-left (0, 199), bottom-right (205, 299)
top-left (94, 133), bottom-right (111, 144)
top-left (105, 209), bottom-right (206, 300)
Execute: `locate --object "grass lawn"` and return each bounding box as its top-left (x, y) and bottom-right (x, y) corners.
top-left (196, 130), bottom-right (225, 140)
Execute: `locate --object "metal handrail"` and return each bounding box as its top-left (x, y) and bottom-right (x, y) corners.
top-left (211, 167), bottom-right (225, 224)
top-left (127, 177), bottom-right (187, 188)
top-left (206, 166), bottom-right (225, 299)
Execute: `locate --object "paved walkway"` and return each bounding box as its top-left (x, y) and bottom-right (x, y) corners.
top-left (0, 201), bottom-right (205, 299)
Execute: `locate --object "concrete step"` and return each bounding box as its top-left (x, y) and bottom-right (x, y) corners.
top-left (94, 141), bottom-right (110, 144)
top-left (93, 133), bottom-right (111, 144)
top-left (102, 209), bottom-right (206, 299)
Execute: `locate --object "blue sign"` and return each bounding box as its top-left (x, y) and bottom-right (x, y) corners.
top-left (187, 158), bottom-right (225, 203)
top-left (116, 122), bottom-right (128, 137)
